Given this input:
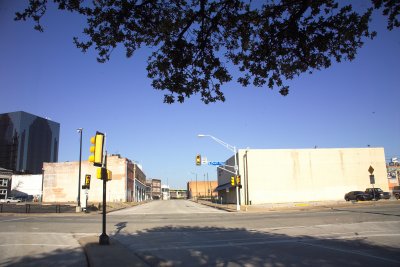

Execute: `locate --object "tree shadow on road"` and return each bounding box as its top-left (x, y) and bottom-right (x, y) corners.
top-left (2, 224), bottom-right (399, 267)
top-left (1, 247), bottom-right (86, 267)
top-left (112, 225), bottom-right (400, 267)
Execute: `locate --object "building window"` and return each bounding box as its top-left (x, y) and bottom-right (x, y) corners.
top-left (0, 179), bottom-right (8, 187)
top-left (0, 189), bottom-right (6, 198)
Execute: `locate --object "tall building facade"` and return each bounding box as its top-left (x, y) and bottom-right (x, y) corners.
top-left (0, 111), bottom-right (60, 174)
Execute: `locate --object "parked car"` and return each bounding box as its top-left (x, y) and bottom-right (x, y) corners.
top-left (16, 195), bottom-right (34, 202)
top-left (392, 186), bottom-right (400, 200)
top-left (0, 197), bottom-right (22, 203)
top-left (365, 188), bottom-right (391, 200)
top-left (344, 191), bottom-right (373, 201)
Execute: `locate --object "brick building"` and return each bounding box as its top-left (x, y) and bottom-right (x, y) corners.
top-left (187, 180), bottom-right (218, 199)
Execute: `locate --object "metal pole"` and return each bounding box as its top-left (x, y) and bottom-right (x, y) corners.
top-left (77, 128), bottom-right (83, 208)
top-left (99, 152), bottom-right (109, 245)
top-left (204, 173), bottom-right (206, 198)
top-left (234, 146), bottom-right (240, 211)
top-left (197, 134), bottom-right (240, 211)
top-left (196, 173), bottom-right (198, 202)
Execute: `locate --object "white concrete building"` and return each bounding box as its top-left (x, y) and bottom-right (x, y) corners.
top-left (161, 185), bottom-right (170, 200)
top-left (217, 147), bottom-right (388, 205)
top-left (42, 155), bottom-right (146, 204)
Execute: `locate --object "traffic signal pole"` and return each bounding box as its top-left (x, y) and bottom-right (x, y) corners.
top-left (234, 146), bottom-right (240, 211)
top-left (99, 153), bottom-right (109, 245)
top-left (197, 134), bottom-right (240, 211)
top-left (88, 131), bottom-right (109, 245)
top-left (77, 128), bottom-right (83, 208)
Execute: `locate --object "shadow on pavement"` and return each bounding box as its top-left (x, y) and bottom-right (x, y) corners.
top-left (2, 224), bottom-right (399, 267)
top-left (110, 224), bottom-right (400, 267)
top-left (115, 221), bottom-right (128, 234)
top-left (1, 247), bottom-right (86, 267)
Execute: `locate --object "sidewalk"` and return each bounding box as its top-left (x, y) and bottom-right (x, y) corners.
top-left (78, 236), bottom-right (149, 267)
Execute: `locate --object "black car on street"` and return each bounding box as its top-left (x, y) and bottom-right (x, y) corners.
top-left (365, 188), bottom-right (391, 200)
top-left (344, 191), bottom-right (373, 201)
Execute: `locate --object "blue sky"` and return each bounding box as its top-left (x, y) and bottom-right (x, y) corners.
top-left (1, 1), bottom-right (399, 189)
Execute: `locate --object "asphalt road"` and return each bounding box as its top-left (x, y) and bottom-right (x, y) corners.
top-left (0, 200), bottom-right (399, 266)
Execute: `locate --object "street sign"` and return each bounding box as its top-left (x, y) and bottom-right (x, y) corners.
top-left (369, 175), bottom-right (375, 185)
top-left (208, 161), bottom-right (225, 166)
top-left (368, 166), bottom-right (374, 174)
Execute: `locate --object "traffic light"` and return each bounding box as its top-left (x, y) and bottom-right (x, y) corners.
top-left (196, 154), bottom-right (201, 166)
top-left (97, 167), bottom-right (112, 181)
top-left (84, 174), bottom-right (91, 189)
top-left (231, 176), bottom-right (235, 186)
top-left (236, 175), bottom-right (241, 185)
top-left (89, 132), bottom-right (104, 167)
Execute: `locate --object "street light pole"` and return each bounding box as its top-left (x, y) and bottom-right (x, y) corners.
top-left (190, 172), bottom-right (198, 202)
top-left (77, 128), bottom-right (83, 208)
top-left (198, 134), bottom-right (240, 211)
top-left (196, 173), bottom-right (198, 201)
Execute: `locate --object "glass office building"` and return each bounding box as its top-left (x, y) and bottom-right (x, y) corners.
top-left (0, 111), bottom-right (60, 174)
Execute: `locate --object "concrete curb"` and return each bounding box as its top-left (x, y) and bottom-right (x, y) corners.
top-left (78, 235), bottom-right (150, 267)
top-left (195, 198), bottom-right (399, 213)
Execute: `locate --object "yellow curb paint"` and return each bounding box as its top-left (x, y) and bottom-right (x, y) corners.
top-left (295, 203), bottom-right (310, 207)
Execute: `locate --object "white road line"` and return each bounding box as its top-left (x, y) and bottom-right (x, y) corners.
top-left (0, 244), bottom-right (73, 247)
top-left (0, 217), bottom-right (29, 222)
top-left (133, 238), bottom-right (298, 252)
top-left (0, 232), bottom-right (99, 235)
top-left (130, 232), bottom-right (400, 253)
top-left (300, 240), bottom-right (400, 264)
top-left (254, 220), bottom-right (400, 232)
top-left (336, 233), bottom-right (400, 239)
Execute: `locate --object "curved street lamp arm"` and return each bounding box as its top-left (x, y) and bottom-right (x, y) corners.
top-left (198, 134), bottom-right (236, 153)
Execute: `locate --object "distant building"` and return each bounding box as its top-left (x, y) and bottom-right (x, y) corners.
top-left (150, 179), bottom-right (161, 200)
top-left (0, 168), bottom-right (12, 200)
top-left (145, 180), bottom-right (152, 200)
top-left (0, 111), bottom-right (60, 174)
top-left (161, 184), bottom-right (170, 200)
top-left (387, 157), bottom-right (400, 190)
top-left (187, 181), bottom-right (218, 200)
top-left (42, 155), bottom-right (146, 205)
top-left (170, 189), bottom-right (187, 199)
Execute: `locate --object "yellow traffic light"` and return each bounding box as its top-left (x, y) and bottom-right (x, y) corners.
top-left (97, 167), bottom-right (112, 181)
top-left (231, 176), bottom-right (235, 186)
top-left (107, 170), bottom-right (112, 181)
top-left (89, 132), bottom-right (104, 167)
top-left (236, 175), bottom-right (241, 185)
top-left (85, 174), bottom-right (91, 189)
top-left (196, 154), bottom-right (201, 166)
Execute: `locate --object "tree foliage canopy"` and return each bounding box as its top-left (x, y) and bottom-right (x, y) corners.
top-left (15, 0), bottom-right (399, 103)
